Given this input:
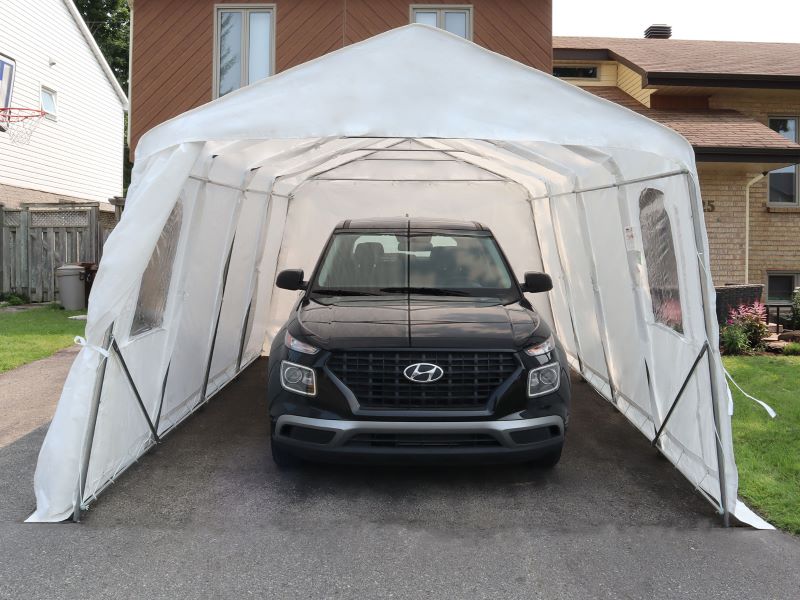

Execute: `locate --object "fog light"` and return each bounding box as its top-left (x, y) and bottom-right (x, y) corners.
top-left (280, 360), bottom-right (316, 396)
top-left (528, 364), bottom-right (560, 398)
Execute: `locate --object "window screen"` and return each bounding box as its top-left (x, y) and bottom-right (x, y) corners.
top-left (130, 201), bottom-right (183, 337)
top-left (768, 118), bottom-right (798, 204)
top-left (767, 274), bottom-right (797, 303)
top-left (639, 188), bottom-right (683, 333)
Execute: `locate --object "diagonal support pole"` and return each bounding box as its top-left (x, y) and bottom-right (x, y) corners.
top-left (110, 338), bottom-right (159, 442)
top-left (651, 341), bottom-right (709, 447)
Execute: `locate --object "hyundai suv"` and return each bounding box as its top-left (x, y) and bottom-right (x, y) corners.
top-left (267, 218), bottom-right (570, 468)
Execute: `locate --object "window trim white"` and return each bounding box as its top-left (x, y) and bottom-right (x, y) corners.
top-left (40, 86), bottom-right (57, 121)
top-left (410, 4), bottom-right (474, 40)
top-left (767, 115), bottom-right (799, 207)
top-left (212, 3), bottom-right (276, 100)
top-left (0, 53), bottom-right (16, 109)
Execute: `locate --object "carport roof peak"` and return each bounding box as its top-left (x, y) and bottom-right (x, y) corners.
top-left (135, 24), bottom-right (695, 169)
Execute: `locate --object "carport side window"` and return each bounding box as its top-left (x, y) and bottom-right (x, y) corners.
top-left (638, 188), bottom-right (683, 333)
top-left (130, 201), bottom-right (183, 337)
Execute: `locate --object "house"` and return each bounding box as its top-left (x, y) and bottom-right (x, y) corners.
top-left (0, 0), bottom-right (129, 301)
top-left (553, 29), bottom-right (800, 307)
top-left (126, 0), bottom-right (552, 153)
top-left (126, 3), bottom-right (800, 307)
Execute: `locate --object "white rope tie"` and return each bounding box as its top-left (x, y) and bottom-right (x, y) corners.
top-left (724, 368), bottom-right (777, 418)
top-left (74, 336), bottom-right (110, 358)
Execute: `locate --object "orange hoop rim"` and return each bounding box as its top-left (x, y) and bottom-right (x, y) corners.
top-left (0, 107), bottom-right (46, 123)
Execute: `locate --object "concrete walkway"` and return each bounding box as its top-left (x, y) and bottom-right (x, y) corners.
top-left (0, 345), bottom-right (78, 448)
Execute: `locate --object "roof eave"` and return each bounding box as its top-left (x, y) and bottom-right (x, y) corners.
top-left (63, 0), bottom-right (129, 110)
top-left (694, 146), bottom-right (800, 163)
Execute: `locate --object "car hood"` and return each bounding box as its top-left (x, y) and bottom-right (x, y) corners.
top-left (295, 296), bottom-right (544, 349)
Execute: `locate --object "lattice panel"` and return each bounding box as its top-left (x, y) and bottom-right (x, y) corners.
top-left (3, 211), bottom-right (20, 227)
top-left (30, 210), bottom-right (89, 228)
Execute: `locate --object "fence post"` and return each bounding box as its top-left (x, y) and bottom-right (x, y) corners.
top-left (19, 207), bottom-right (29, 299)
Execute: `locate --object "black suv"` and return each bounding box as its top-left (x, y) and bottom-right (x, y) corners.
top-left (267, 218), bottom-right (570, 467)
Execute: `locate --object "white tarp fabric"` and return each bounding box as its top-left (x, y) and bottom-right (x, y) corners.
top-left (28, 24), bottom-right (767, 528)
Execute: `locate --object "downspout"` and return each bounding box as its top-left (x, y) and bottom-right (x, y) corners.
top-left (744, 172), bottom-right (766, 284)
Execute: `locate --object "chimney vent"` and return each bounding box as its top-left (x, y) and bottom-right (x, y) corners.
top-left (644, 24), bottom-right (672, 39)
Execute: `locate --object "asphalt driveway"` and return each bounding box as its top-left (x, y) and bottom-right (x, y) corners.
top-left (1, 359), bottom-right (799, 599)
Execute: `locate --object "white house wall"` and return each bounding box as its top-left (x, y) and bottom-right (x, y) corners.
top-left (0, 0), bottom-right (125, 202)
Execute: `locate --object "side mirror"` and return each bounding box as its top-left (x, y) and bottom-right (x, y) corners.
top-left (276, 269), bottom-right (306, 291)
top-left (522, 272), bottom-right (553, 293)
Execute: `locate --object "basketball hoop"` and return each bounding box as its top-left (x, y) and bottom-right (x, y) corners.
top-left (0, 107), bottom-right (45, 145)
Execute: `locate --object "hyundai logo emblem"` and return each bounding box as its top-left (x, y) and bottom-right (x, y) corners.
top-left (403, 363), bottom-right (444, 383)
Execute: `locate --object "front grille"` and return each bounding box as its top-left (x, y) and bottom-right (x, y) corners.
top-left (346, 433), bottom-right (501, 448)
top-left (327, 351), bottom-right (519, 410)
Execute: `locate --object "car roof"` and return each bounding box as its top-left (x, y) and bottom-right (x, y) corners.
top-left (335, 218), bottom-right (486, 231)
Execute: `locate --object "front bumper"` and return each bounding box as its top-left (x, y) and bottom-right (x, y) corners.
top-left (273, 414), bottom-right (564, 464)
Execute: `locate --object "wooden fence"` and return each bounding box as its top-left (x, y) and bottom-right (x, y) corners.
top-left (0, 203), bottom-right (117, 303)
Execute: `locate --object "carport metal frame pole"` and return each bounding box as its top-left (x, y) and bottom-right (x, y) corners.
top-left (685, 175), bottom-right (730, 527)
top-left (110, 338), bottom-right (160, 442)
top-left (651, 342), bottom-right (709, 447)
top-left (73, 324), bottom-right (114, 522)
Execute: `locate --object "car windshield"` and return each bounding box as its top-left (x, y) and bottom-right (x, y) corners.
top-left (312, 232), bottom-right (519, 301)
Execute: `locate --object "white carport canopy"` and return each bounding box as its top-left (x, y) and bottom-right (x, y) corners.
top-left (28, 25), bottom-right (768, 528)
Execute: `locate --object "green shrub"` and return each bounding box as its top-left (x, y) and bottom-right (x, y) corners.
top-left (728, 302), bottom-right (769, 351)
top-left (5, 294), bottom-right (25, 306)
top-left (783, 342), bottom-right (800, 356)
top-left (792, 288), bottom-right (800, 330)
top-left (721, 324), bottom-right (751, 355)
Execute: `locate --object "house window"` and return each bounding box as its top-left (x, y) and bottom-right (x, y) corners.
top-left (553, 66), bottom-right (599, 79)
top-left (768, 117), bottom-right (798, 204)
top-left (0, 54), bottom-right (15, 108)
top-left (639, 188), bottom-right (683, 333)
top-left (40, 87), bottom-right (57, 120)
top-left (214, 5), bottom-right (275, 98)
top-left (130, 201), bottom-right (183, 337)
top-left (767, 273), bottom-right (799, 304)
top-left (411, 5), bottom-right (473, 39)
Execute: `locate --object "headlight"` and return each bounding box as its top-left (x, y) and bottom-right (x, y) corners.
top-left (285, 331), bottom-right (319, 355)
top-left (280, 360), bottom-right (316, 396)
top-left (527, 363), bottom-right (560, 398)
top-left (524, 335), bottom-right (555, 357)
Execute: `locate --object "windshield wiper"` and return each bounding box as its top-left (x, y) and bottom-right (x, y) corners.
top-left (379, 287), bottom-right (470, 297)
top-left (311, 289), bottom-right (380, 296)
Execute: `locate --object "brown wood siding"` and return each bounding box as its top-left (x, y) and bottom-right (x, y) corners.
top-left (130, 0), bottom-right (552, 156)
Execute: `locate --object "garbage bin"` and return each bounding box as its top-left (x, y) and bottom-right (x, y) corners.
top-left (79, 262), bottom-right (98, 301)
top-left (56, 264), bottom-right (86, 310)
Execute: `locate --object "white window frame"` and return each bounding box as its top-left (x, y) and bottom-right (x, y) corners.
top-left (766, 271), bottom-right (800, 305)
top-left (0, 53), bottom-right (15, 108)
top-left (212, 3), bottom-right (276, 99)
top-left (767, 116), bottom-right (799, 206)
top-left (410, 5), bottom-right (473, 40)
top-left (40, 86), bottom-right (57, 121)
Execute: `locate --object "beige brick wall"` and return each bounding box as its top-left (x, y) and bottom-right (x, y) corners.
top-left (699, 163), bottom-right (800, 298)
top-left (0, 183), bottom-right (91, 210)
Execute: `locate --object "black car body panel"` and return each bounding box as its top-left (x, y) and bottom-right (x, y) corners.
top-left (267, 218), bottom-right (571, 464)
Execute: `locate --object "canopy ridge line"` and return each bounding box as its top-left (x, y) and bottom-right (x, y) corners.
top-left (110, 338), bottom-right (160, 442)
top-left (73, 324), bottom-right (114, 522)
top-left (652, 341), bottom-right (709, 447)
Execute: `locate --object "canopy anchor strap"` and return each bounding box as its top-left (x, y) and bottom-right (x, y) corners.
top-left (651, 341), bottom-right (709, 448)
top-left (110, 338), bottom-right (160, 443)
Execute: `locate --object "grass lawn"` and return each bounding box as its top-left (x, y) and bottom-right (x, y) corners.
top-left (724, 354), bottom-right (800, 534)
top-left (0, 307), bottom-right (86, 373)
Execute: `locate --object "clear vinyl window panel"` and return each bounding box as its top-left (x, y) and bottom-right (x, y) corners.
top-left (216, 6), bottom-right (274, 97)
top-left (412, 6), bottom-right (472, 39)
top-left (638, 188), bottom-right (683, 333)
top-left (130, 201), bottom-right (183, 337)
